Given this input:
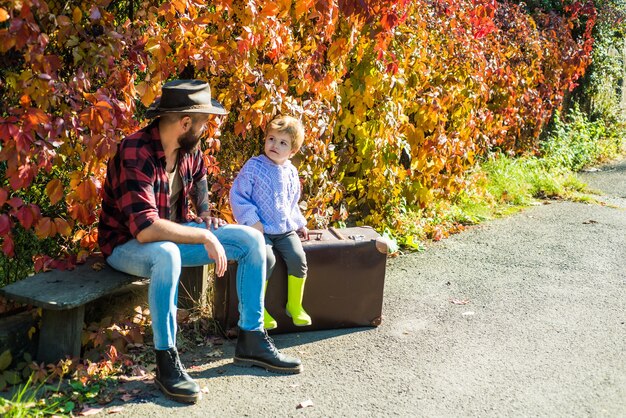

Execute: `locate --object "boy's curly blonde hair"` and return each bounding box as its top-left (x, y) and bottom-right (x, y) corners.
top-left (266, 115), bottom-right (305, 152)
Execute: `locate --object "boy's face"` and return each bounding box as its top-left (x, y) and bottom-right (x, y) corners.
top-left (264, 129), bottom-right (295, 165)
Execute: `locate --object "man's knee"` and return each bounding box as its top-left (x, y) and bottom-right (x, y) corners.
top-left (152, 241), bottom-right (182, 269)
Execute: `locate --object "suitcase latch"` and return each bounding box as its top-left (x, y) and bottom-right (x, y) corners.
top-left (308, 232), bottom-right (323, 241)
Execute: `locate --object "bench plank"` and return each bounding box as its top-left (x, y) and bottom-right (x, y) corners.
top-left (0, 256), bottom-right (143, 310)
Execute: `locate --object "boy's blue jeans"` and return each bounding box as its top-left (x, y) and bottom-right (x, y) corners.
top-left (106, 222), bottom-right (265, 350)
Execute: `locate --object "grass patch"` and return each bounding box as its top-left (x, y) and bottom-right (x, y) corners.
top-left (393, 108), bottom-right (625, 251)
top-left (0, 375), bottom-right (67, 417)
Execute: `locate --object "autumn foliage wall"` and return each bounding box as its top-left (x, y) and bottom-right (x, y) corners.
top-left (0, 0), bottom-right (595, 277)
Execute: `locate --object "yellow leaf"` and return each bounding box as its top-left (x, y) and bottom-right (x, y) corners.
top-left (251, 98), bottom-right (266, 110)
top-left (72, 7), bottom-right (83, 24)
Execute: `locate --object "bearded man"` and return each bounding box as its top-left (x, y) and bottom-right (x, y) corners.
top-left (98, 80), bottom-right (302, 404)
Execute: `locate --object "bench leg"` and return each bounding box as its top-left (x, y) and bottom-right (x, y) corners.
top-left (178, 266), bottom-right (209, 310)
top-left (37, 306), bottom-right (84, 364)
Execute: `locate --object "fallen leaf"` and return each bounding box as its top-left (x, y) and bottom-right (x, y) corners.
top-left (201, 386), bottom-right (210, 393)
top-left (92, 262), bottom-right (105, 271)
top-left (107, 406), bottom-right (124, 414)
top-left (79, 406), bottom-right (104, 416)
top-left (206, 349), bottom-right (223, 358)
top-left (582, 219), bottom-right (598, 224)
top-left (449, 298), bottom-right (470, 305)
top-left (296, 399), bottom-right (314, 409)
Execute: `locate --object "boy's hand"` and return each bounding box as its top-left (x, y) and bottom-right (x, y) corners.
top-left (297, 226), bottom-right (309, 240)
top-left (251, 222), bottom-right (264, 233)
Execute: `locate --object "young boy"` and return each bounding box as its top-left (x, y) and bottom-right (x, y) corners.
top-left (230, 115), bottom-right (311, 330)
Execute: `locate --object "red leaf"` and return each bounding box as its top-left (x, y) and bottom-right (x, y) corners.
top-left (17, 205), bottom-right (36, 229)
top-left (0, 214), bottom-right (10, 235)
top-left (7, 197), bottom-right (23, 210)
top-left (0, 188), bottom-right (7, 206)
top-left (34, 255), bottom-right (55, 272)
top-left (2, 235), bottom-right (14, 256)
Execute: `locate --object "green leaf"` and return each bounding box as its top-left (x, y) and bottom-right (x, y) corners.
top-left (69, 380), bottom-right (84, 391)
top-left (0, 375), bottom-right (6, 391)
top-left (63, 401), bottom-right (76, 412)
top-left (3, 370), bottom-right (21, 385)
top-left (0, 350), bottom-right (12, 371)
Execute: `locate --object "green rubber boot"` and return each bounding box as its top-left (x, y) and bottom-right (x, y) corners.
top-left (285, 275), bottom-right (312, 326)
top-left (262, 280), bottom-right (277, 330)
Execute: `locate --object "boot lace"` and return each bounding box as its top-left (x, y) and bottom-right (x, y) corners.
top-left (170, 349), bottom-right (186, 377)
top-left (263, 331), bottom-right (280, 356)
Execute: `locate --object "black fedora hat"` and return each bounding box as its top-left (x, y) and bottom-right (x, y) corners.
top-left (145, 79), bottom-right (228, 119)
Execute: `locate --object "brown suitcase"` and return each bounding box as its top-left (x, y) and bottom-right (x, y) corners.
top-left (212, 226), bottom-right (389, 335)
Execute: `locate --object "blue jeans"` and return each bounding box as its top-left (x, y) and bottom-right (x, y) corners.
top-left (106, 222), bottom-right (265, 350)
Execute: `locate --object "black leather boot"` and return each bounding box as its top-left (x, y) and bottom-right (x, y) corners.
top-left (154, 347), bottom-right (200, 403)
top-left (234, 330), bottom-right (302, 374)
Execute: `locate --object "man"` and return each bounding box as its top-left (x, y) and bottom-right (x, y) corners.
top-left (98, 79), bottom-right (302, 404)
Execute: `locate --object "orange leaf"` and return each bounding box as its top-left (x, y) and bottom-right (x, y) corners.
top-left (80, 230), bottom-right (98, 250)
top-left (35, 217), bottom-right (56, 239)
top-left (19, 95), bottom-right (31, 107)
top-left (136, 81), bottom-right (159, 107)
top-left (72, 7), bottom-right (82, 24)
top-left (73, 229), bottom-right (87, 242)
top-left (45, 179), bottom-right (64, 205)
top-left (0, 8), bottom-right (9, 23)
top-left (25, 108), bottom-right (49, 126)
top-left (77, 179), bottom-right (96, 201)
top-left (53, 218), bottom-right (72, 237)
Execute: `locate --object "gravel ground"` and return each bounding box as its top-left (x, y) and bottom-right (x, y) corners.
top-left (103, 159), bottom-right (626, 417)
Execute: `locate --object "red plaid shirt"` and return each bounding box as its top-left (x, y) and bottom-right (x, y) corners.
top-left (98, 121), bottom-right (207, 258)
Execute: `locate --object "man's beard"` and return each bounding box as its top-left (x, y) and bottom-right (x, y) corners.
top-left (178, 130), bottom-right (201, 154)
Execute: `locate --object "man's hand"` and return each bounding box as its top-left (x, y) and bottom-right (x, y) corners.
top-left (203, 230), bottom-right (227, 277)
top-left (297, 226), bottom-right (309, 240)
top-left (195, 213), bottom-right (227, 229)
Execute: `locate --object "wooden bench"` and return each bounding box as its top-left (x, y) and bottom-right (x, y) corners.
top-left (0, 255), bottom-right (209, 364)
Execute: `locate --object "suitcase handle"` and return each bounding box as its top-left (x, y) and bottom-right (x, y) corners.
top-left (329, 227), bottom-right (346, 240)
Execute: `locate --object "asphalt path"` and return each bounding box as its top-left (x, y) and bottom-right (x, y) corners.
top-left (105, 158), bottom-right (626, 417)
